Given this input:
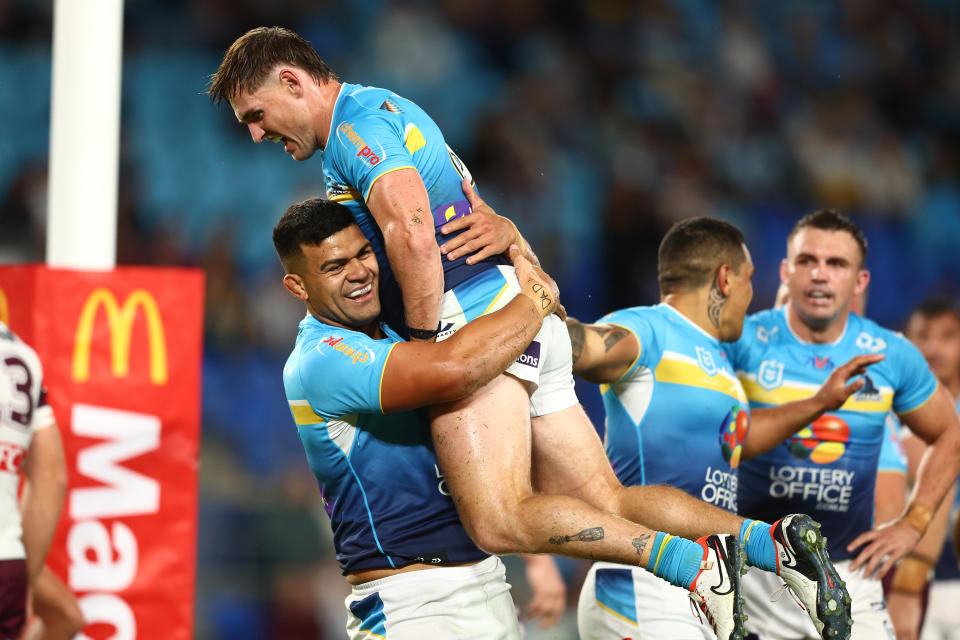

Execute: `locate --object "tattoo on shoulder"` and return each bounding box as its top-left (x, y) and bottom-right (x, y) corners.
top-left (632, 533), bottom-right (652, 556)
top-left (549, 527), bottom-right (604, 545)
top-left (600, 326), bottom-right (630, 352)
top-left (569, 322), bottom-right (586, 364)
top-left (707, 283), bottom-right (726, 329)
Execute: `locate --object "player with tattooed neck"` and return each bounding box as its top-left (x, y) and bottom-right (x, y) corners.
top-left (568, 217), bottom-right (874, 640)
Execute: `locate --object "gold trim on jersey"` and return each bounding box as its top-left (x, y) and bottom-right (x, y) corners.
top-left (738, 376), bottom-right (894, 413)
top-left (289, 400), bottom-right (324, 425)
top-left (653, 355), bottom-right (748, 403)
top-left (404, 123), bottom-right (426, 154)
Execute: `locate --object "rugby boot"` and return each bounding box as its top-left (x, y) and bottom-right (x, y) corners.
top-left (688, 534), bottom-right (746, 640)
top-left (771, 514), bottom-right (853, 640)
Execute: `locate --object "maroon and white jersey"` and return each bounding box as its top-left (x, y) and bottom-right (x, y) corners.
top-left (0, 322), bottom-right (55, 560)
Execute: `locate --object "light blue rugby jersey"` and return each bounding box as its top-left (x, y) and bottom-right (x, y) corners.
top-left (599, 304), bottom-right (751, 512)
top-left (282, 314), bottom-right (486, 574)
top-left (724, 307), bottom-right (938, 559)
top-left (319, 83), bottom-right (510, 330)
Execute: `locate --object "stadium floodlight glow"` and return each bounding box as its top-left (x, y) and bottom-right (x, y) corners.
top-left (47, 0), bottom-right (124, 270)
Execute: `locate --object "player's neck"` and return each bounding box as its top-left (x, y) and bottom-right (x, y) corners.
top-left (308, 308), bottom-right (384, 339)
top-left (785, 303), bottom-right (847, 344)
top-left (314, 80), bottom-right (343, 150)
top-left (662, 293), bottom-right (721, 341)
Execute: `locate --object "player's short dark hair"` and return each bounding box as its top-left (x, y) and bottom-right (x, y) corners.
top-left (787, 209), bottom-right (868, 266)
top-left (273, 198), bottom-right (356, 271)
top-left (658, 217), bottom-right (747, 295)
top-left (206, 26), bottom-right (338, 106)
top-left (909, 297), bottom-right (960, 324)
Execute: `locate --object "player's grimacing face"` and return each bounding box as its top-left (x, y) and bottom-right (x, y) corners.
top-left (300, 226), bottom-right (381, 329)
top-left (906, 313), bottom-right (960, 384)
top-left (231, 73), bottom-right (317, 161)
top-left (781, 228), bottom-right (867, 331)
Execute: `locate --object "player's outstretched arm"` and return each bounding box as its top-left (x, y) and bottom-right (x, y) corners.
top-left (379, 246), bottom-right (559, 413)
top-left (565, 319), bottom-right (638, 384)
top-left (848, 384), bottom-right (960, 578)
top-left (743, 353), bottom-right (885, 459)
top-left (440, 179), bottom-right (542, 267)
top-left (366, 168), bottom-right (444, 341)
top-left (20, 423), bottom-right (67, 584)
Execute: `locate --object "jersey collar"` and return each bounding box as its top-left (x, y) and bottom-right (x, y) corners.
top-left (321, 83), bottom-right (347, 153)
top-left (660, 303), bottom-right (719, 344)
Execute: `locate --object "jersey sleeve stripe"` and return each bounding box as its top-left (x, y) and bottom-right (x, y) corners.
top-left (896, 381), bottom-right (939, 416)
top-left (363, 165), bottom-right (418, 201)
top-left (289, 400), bottom-right (325, 425)
top-left (378, 342), bottom-right (399, 414)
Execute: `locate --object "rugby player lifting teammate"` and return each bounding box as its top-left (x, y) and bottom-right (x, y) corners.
top-left (209, 27), bottom-right (794, 639)
top-left (271, 197), bottom-right (744, 637)
top-left (724, 211), bottom-right (960, 639)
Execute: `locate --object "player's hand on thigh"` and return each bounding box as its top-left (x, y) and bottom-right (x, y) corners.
top-left (847, 519), bottom-right (921, 578)
top-left (440, 179), bottom-right (518, 264)
top-left (511, 245), bottom-right (563, 319)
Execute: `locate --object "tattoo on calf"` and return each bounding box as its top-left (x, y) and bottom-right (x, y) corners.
top-left (632, 533), bottom-right (652, 556)
top-left (707, 282), bottom-right (726, 329)
top-left (549, 527), bottom-right (604, 545)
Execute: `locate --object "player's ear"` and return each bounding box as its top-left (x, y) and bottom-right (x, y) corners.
top-left (283, 273), bottom-right (308, 301)
top-left (278, 68), bottom-right (303, 97)
top-left (854, 268), bottom-right (870, 297)
top-left (715, 263), bottom-right (733, 297)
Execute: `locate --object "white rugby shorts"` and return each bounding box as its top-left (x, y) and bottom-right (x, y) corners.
top-left (437, 265), bottom-right (578, 417)
top-left (577, 561), bottom-right (715, 640)
top-left (344, 556), bottom-right (521, 639)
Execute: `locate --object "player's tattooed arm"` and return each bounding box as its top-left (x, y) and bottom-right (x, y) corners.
top-left (366, 168), bottom-right (443, 342)
top-left (549, 527), bottom-right (604, 545)
top-left (631, 533), bottom-right (652, 556)
top-left (566, 319), bottom-right (638, 384)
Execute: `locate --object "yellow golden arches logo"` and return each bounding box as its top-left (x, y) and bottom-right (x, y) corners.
top-left (72, 288), bottom-right (168, 385)
top-left (0, 287), bottom-right (8, 325)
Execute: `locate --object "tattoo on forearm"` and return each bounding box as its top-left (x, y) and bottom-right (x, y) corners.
top-left (569, 322), bottom-right (586, 364)
top-left (549, 527), bottom-right (604, 545)
top-left (411, 208), bottom-right (424, 225)
top-left (632, 533), bottom-right (652, 556)
top-left (707, 282), bottom-right (726, 329)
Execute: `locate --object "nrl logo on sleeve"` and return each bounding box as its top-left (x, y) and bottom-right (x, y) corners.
top-left (757, 360), bottom-right (784, 390)
top-left (696, 346), bottom-right (718, 376)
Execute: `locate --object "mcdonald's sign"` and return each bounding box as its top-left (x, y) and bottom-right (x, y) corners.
top-left (71, 287), bottom-right (168, 385)
top-left (0, 286), bottom-right (8, 325)
top-left (0, 265), bottom-right (204, 640)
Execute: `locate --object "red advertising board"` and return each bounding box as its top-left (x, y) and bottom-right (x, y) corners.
top-left (0, 265), bottom-right (204, 640)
